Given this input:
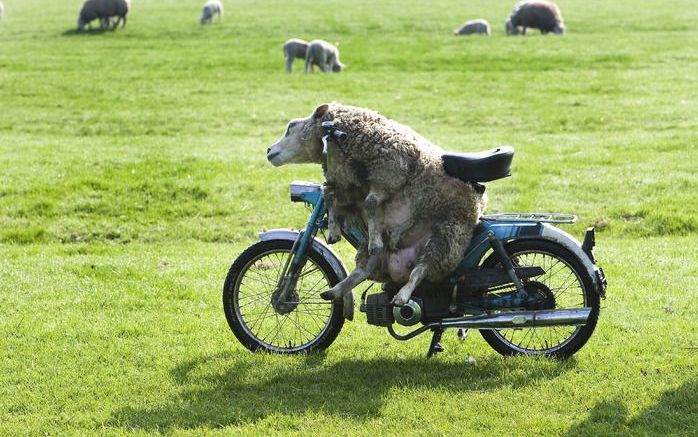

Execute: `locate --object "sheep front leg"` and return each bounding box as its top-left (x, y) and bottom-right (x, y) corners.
top-left (364, 191), bottom-right (386, 255)
top-left (323, 187), bottom-right (342, 244)
top-left (285, 56), bottom-right (293, 73)
top-left (320, 252), bottom-right (380, 301)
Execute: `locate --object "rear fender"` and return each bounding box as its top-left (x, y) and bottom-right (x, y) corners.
top-left (259, 229), bottom-right (348, 281)
top-left (465, 221), bottom-right (605, 296)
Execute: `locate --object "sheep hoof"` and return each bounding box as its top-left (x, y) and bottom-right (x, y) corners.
top-left (320, 289), bottom-right (342, 301)
top-left (368, 239), bottom-right (384, 255)
top-left (391, 293), bottom-right (409, 307)
top-left (326, 232), bottom-right (341, 244)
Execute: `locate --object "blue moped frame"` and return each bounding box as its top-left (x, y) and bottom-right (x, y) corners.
top-left (265, 182), bottom-right (606, 297)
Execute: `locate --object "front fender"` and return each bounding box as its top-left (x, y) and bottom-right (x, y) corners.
top-left (259, 229), bottom-right (348, 281)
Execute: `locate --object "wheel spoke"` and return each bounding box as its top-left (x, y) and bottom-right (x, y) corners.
top-left (231, 247), bottom-right (335, 352)
top-left (489, 247), bottom-right (588, 354)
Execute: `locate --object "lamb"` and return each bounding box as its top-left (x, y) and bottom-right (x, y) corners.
top-left (454, 19), bottom-right (491, 36)
top-left (267, 104), bottom-right (485, 307)
top-left (305, 40), bottom-right (344, 73)
top-left (77, 0), bottom-right (130, 31)
top-left (283, 38), bottom-right (309, 73)
top-left (200, 0), bottom-right (223, 25)
top-left (505, 1), bottom-right (565, 35)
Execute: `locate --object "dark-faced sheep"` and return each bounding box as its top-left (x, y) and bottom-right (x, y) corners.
top-left (267, 104), bottom-right (485, 306)
top-left (305, 40), bottom-right (344, 73)
top-left (283, 38), bottom-right (308, 73)
top-left (77, 0), bottom-right (129, 31)
top-left (505, 1), bottom-right (565, 35)
top-left (200, 0), bottom-right (223, 25)
top-left (454, 19), bottom-right (491, 36)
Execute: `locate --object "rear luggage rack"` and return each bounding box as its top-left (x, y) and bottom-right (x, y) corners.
top-left (481, 213), bottom-right (577, 224)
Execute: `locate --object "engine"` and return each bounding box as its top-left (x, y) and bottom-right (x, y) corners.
top-left (361, 284), bottom-right (460, 327)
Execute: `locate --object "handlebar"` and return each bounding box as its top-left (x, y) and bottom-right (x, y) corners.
top-left (321, 121), bottom-right (347, 141)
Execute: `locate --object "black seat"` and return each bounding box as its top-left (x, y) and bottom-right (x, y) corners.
top-left (442, 146), bottom-right (514, 183)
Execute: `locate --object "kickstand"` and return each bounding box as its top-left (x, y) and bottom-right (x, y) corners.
top-left (426, 327), bottom-right (445, 359)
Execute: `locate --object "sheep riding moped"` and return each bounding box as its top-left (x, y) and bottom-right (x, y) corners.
top-left (223, 124), bottom-right (607, 358)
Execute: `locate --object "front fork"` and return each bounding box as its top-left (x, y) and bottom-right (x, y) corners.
top-left (271, 197), bottom-right (328, 314)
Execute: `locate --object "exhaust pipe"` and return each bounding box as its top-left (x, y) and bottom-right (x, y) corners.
top-left (436, 308), bottom-right (592, 329)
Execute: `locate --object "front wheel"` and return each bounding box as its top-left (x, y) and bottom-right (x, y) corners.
top-left (480, 239), bottom-right (601, 358)
top-left (223, 239), bottom-right (345, 353)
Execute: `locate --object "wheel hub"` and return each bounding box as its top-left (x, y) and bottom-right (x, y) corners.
top-left (523, 281), bottom-right (555, 310)
top-left (271, 275), bottom-right (300, 315)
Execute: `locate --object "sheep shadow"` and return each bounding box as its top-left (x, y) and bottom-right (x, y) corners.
top-left (109, 351), bottom-right (576, 432)
top-left (61, 28), bottom-right (115, 37)
top-left (565, 379), bottom-right (698, 436)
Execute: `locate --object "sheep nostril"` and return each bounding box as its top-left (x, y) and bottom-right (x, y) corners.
top-left (267, 148), bottom-right (271, 154)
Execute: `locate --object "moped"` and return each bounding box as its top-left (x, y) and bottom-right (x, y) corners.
top-left (223, 139), bottom-right (607, 358)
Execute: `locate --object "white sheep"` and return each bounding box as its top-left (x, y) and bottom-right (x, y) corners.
top-left (200, 0), bottom-right (223, 25)
top-left (283, 38), bottom-right (309, 72)
top-left (77, 0), bottom-right (130, 31)
top-left (305, 40), bottom-right (344, 73)
top-left (454, 19), bottom-right (491, 36)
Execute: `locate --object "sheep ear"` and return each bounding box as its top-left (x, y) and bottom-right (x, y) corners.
top-left (312, 104), bottom-right (329, 119)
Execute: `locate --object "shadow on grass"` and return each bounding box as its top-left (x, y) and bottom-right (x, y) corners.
top-left (565, 379), bottom-right (698, 436)
top-left (110, 351), bottom-right (577, 431)
top-left (62, 29), bottom-right (114, 37)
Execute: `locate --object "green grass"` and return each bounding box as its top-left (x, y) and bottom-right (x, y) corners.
top-left (0, 0), bottom-right (697, 435)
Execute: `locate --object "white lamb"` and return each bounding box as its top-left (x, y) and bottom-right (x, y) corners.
top-left (200, 0), bottom-right (223, 25)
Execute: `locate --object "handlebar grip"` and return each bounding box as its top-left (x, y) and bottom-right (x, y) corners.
top-left (331, 129), bottom-right (347, 141)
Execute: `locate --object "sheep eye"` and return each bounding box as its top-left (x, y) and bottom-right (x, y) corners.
top-left (285, 122), bottom-right (298, 137)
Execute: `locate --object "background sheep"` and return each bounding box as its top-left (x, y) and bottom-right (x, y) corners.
top-left (505, 1), bottom-right (565, 35)
top-left (267, 104), bottom-right (485, 307)
top-left (454, 19), bottom-right (491, 36)
top-left (305, 40), bottom-right (344, 73)
top-left (77, 0), bottom-right (130, 31)
top-left (200, 0), bottom-right (223, 25)
top-left (283, 38), bottom-right (309, 73)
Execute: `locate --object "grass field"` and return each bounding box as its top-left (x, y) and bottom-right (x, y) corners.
top-left (1, 0), bottom-right (697, 435)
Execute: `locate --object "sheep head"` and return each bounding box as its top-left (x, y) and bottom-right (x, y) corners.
top-left (267, 104), bottom-right (329, 166)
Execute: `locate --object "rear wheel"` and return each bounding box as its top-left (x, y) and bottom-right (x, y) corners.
top-left (480, 239), bottom-right (600, 358)
top-left (223, 239), bottom-right (344, 353)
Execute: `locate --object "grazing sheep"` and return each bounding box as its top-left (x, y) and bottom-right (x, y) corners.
top-left (99, 16), bottom-right (116, 29)
top-left (77, 0), bottom-right (130, 31)
top-left (267, 104), bottom-right (485, 307)
top-left (283, 38), bottom-right (309, 73)
top-left (305, 40), bottom-right (344, 73)
top-left (200, 0), bottom-right (223, 25)
top-left (454, 19), bottom-right (491, 36)
top-left (505, 1), bottom-right (565, 35)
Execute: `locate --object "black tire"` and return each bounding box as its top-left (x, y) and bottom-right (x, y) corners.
top-left (223, 239), bottom-right (345, 353)
top-left (479, 239), bottom-right (600, 358)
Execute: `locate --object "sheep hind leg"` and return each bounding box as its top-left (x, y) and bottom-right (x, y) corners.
top-left (392, 224), bottom-right (474, 307)
top-left (320, 252), bottom-right (380, 302)
top-left (364, 191), bottom-right (386, 255)
top-left (391, 263), bottom-right (427, 306)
